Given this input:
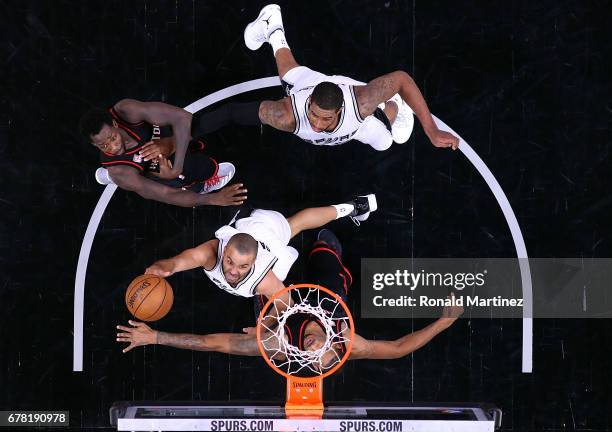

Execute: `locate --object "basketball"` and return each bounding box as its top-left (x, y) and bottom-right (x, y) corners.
top-left (125, 274), bottom-right (174, 322)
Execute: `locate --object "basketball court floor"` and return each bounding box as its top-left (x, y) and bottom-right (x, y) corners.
top-left (2, 1), bottom-right (612, 431)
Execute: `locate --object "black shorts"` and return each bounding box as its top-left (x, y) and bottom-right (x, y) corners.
top-left (373, 107), bottom-right (392, 132)
top-left (148, 138), bottom-right (218, 192)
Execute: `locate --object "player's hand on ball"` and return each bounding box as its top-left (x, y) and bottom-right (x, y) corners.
top-left (426, 128), bottom-right (460, 150)
top-left (145, 262), bottom-right (173, 277)
top-left (208, 183), bottom-right (248, 207)
top-left (116, 320), bottom-right (157, 353)
top-left (156, 157), bottom-right (180, 179)
top-left (139, 140), bottom-right (173, 161)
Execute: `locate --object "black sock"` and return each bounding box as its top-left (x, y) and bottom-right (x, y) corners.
top-left (191, 101), bottom-right (262, 136)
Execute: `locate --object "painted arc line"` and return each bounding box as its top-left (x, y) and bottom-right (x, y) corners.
top-left (433, 117), bottom-right (533, 374)
top-left (73, 183), bottom-right (118, 371)
top-left (73, 77), bottom-right (281, 371)
top-left (74, 75), bottom-right (532, 374)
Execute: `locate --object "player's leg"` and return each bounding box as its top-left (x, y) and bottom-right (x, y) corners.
top-left (274, 48), bottom-right (300, 81)
top-left (287, 194), bottom-right (379, 238)
top-left (307, 229), bottom-right (352, 299)
top-left (243, 4), bottom-right (299, 79)
top-left (190, 102), bottom-right (262, 137)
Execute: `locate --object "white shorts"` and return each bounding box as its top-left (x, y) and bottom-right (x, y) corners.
top-left (282, 66), bottom-right (393, 151)
top-left (353, 114), bottom-right (393, 151)
top-left (235, 209), bottom-right (298, 281)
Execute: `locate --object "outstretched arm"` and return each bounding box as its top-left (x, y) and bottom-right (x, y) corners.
top-left (113, 99), bottom-right (192, 176)
top-left (353, 71), bottom-right (459, 150)
top-left (144, 241), bottom-right (217, 277)
top-left (350, 319), bottom-right (452, 360)
top-left (116, 321), bottom-right (263, 356)
top-left (191, 98), bottom-right (296, 134)
top-left (350, 302), bottom-right (463, 360)
top-left (108, 165), bottom-right (247, 208)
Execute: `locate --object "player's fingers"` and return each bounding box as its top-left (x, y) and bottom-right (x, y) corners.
top-left (122, 342), bottom-right (136, 353)
top-left (116, 332), bottom-right (132, 338)
top-left (128, 320), bottom-right (144, 327)
top-left (140, 149), bottom-right (158, 160)
top-left (116, 337), bottom-right (131, 342)
top-left (139, 144), bottom-right (156, 152)
top-left (139, 145), bottom-right (156, 154)
top-left (116, 325), bottom-right (132, 332)
top-left (144, 267), bottom-right (158, 275)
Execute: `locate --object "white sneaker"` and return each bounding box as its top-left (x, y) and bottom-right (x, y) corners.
top-left (389, 94), bottom-right (414, 144)
top-left (95, 167), bottom-right (115, 185)
top-left (199, 162), bottom-right (236, 194)
top-left (244, 4), bottom-right (284, 51)
top-left (349, 194), bottom-right (378, 225)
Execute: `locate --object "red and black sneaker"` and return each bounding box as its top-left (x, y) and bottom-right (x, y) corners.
top-left (199, 162), bottom-right (236, 194)
top-left (316, 229), bottom-right (343, 260)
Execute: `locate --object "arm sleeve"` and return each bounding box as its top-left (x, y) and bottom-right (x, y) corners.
top-left (191, 102), bottom-right (262, 136)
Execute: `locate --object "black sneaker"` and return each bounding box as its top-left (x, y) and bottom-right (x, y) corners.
top-left (316, 229), bottom-right (343, 259)
top-left (349, 194), bottom-right (378, 226)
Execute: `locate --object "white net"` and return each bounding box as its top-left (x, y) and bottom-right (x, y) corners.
top-left (258, 286), bottom-right (352, 376)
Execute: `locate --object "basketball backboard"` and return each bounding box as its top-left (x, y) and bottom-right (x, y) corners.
top-left (110, 401), bottom-right (502, 431)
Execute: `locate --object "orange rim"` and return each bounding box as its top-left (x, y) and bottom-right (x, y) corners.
top-left (256, 283), bottom-right (355, 381)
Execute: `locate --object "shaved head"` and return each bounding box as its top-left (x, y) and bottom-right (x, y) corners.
top-left (222, 233), bottom-right (258, 286)
top-left (311, 82), bottom-right (343, 111)
top-left (227, 233), bottom-right (258, 258)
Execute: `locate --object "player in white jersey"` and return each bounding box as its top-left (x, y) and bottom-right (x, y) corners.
top-left (118, 230), bottom-right (463, 364)
top-left (143, 194), bottom-right (377, 300)
top-left (243, 4), bottom-right (459, 152)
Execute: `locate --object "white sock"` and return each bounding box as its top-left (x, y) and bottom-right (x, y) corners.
top-left (332, 203), bottom-right (354, 219)
top-left (269, 29), bottom-right (290, 55)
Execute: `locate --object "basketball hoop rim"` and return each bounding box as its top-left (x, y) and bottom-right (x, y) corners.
top-left (256, 283), bottom-right (355, 381)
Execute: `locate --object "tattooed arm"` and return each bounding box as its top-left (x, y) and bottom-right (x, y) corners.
top-left (258, 98), bottom-right (297, 133)
top-left (353, 71), bottom-right (459, 149)
top-left (116, 320), bottom-right (277, 357)
top-left (157, 331), bottom-right (262, 356)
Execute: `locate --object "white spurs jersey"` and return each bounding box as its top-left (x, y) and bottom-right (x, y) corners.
top-left (203, 225), bottom-right (277, 297)
top-left (289, 83), bottom-right (365, 146)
